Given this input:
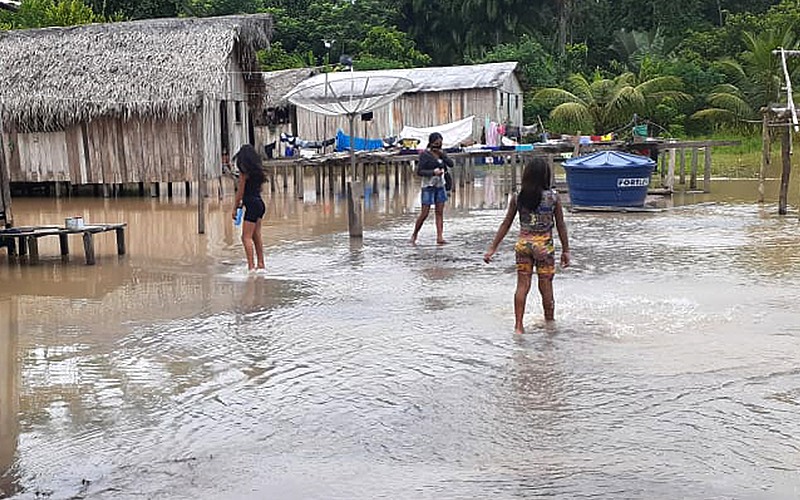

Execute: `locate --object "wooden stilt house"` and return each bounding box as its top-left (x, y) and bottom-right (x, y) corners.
top-left (0, 14), bottom-right (272, 197)
top-left (289, 62), bottom-right (523, 144)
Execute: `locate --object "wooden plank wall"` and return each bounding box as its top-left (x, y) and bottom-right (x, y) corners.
top-left (293, 87), bottom-right (522, 143)
top-left (3, 115), bottom-right (204, 184)
top-left (254, 122), bottom-right (293, 158)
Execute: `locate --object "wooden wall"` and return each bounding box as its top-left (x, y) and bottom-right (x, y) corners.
top-left (2, 115), bottom-right (202, 184)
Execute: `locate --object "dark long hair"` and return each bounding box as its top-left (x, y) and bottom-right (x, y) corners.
top-left (517, 157), bottom-right (551, 210)
top-left (233, 144), bottom-right (265, 185)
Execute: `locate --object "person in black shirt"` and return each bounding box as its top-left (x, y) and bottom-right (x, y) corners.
top-left (232, 144), bottom-right (267, 272)
top-left (411, 132), bottom-right (453, 245)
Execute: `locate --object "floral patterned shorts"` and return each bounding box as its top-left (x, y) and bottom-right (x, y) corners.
top-left (514, 232), bottom-right (555, 277)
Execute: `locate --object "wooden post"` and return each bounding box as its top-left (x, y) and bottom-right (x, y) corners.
top-left (759, 111), bottom-right (770, 203)
top-left (26, 236), bottom-right (39, 265)
top-left (347, 180), bottom-right (363, 237)
top-left (0, 102), bottom-right (13, 228)
top-left (195, 93), bottom-right (206, 235)
top-left (679, 148), bottom-right (686, 185)
top-left (82, 232), bottom-right (96, 265)
top-left (779, 125), bottom-right (791, 215)
top-left (315, 166), bottom-right (322, 196)
top-left (115, 226), bottom-right (126, 256)
top-left (384, 161), bottom-right (390, 191)
top-left (295, 164), bottom-right (303, 200)
top-left (167, 182), bottom-right (173, 198)
top-left (185, 181), bottom-right (192, 197)
top-left (59, 233), bottom-right (69, 261)
top-left (394, 163), bottom-right (399, 189)
top-left (666, 147), bottom-right (676, 192)
top-left (703, 147), bottom-right (712, 193)
top-left (372, 163), bottom-right (379, 193)
top-left (690, 148), bottom-right (698, 190)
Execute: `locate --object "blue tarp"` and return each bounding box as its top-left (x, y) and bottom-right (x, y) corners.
top-left (563, 151), bottom-right (655, 169)
top-left (335, 129), bottom-right (385, 152)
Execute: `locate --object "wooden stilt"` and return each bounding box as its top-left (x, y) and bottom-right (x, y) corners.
top-left (347, 181), bottom-right (364, 237)
top-left (167, 182), bottom-right (173, 198)
top-left (779, 125), bottom-right (791, 215)
top-left (26, 236), bottom-right (39, 264)
top-left (690, 148), bottom-right (698, 190)
top-left (59, 233), bottom-right (69, 261)
top-left (82, 232), bottom-right (95, 265)
top-left (679, 149), bottom-right (686, 185)
top-left (115, 227), bottom-right (126, 255)
top-left (703, 147), bottom-right (712, 193)
top-left (384, 162), bottom-right (390, 191)
top-left (666, 148), bottom-right (676, 192)
top-left (759, 111), bottom-right (770, 203)
top-left (185, 181), bottom-right (192, 197)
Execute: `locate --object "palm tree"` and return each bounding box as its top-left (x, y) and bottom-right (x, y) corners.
top-left (533, 71), bottom-right (689, 134)
top-left (691, 26), bottom-right (798, 128)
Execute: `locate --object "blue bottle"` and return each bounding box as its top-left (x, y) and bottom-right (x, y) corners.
top-left (234, 207), bottom-right (243, 226)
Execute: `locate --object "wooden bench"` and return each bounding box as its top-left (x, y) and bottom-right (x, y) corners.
top-left (0, 223), bottom-right (126, 265)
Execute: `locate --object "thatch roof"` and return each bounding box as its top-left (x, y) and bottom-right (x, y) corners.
top-left (262, 68), bottom-right (316, 107)
top-left (0, 14), bottom-right (272, 131)
top-left (286, 62), bottom-right (519, 99)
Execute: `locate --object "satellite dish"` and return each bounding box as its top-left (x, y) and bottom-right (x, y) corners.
top-left (285, 74), bottom-right (413, 117)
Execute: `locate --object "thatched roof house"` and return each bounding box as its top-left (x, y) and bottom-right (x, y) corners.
top-left (0, 14), bottom-right (272, 186)
top-left (290, 61), bottom-right (523, 144)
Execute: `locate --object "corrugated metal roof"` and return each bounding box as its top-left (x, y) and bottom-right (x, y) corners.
top-left (286, 61), bottom-right (518, 99)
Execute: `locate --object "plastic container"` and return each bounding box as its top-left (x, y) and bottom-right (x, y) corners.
top-left (234, 207), bottom-right (243, 226)
top-left (563, 151), bottom-right (655, 207)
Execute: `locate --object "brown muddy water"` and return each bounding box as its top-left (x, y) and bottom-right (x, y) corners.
top-left (1, 172), bottom-right (800, 499)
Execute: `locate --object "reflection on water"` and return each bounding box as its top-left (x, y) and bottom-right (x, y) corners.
top-left (1, 173), bottom-right (800, 499)
top-left (0, 298), bottom-right (18, 498)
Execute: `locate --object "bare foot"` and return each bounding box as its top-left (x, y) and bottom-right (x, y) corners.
top-left (436, 239), bottom-right (448, 245)
top-left (514, 326), bottom-right (524, 334)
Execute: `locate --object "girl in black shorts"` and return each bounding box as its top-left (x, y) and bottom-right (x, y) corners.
top-left (232, 144), bottom-right (267, 272)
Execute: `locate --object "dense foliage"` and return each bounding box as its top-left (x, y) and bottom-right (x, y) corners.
top-left (3, 0), bottom-right (800, 135)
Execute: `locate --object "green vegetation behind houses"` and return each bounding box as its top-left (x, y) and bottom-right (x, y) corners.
top-left (3, 0), bottom-right (800, 146)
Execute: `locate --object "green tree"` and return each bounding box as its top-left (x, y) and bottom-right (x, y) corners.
top-left (1, 0), bottom-right (102, 29)
top-left (691, 25), bottom-right (798, 128)
top-left (533, 70), bottom-right (690, 134)
top-left (356, 25), bottom-right (430, 69)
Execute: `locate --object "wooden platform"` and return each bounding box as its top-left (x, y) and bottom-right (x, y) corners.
top-left (0, 223), bottom-right (126, 265)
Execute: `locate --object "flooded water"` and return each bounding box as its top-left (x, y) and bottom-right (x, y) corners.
top-left (1, 172), bottom-right (800, 499)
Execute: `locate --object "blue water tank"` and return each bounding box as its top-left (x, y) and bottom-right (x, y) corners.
top-left (563, 151), bottom-right (655, 207)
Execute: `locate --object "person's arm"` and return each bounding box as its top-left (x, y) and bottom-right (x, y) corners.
top-left (554, 196), bottom-right (570, 267)
top-left (232, 172), bottom-right (247, 219)
top-left (417, 151), bottom-right (441, 177)
top-left (484, 195), bottom-right (517, 263)
top-left (441, 152), bottom-right (454, 170)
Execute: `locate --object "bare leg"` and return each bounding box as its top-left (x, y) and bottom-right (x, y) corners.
top-left (253, 218), bottom-right (265, 269)
top-left (411, 205), bottom-right (431, 244)
top-left (538, 275), bottom-right (555, 321)
top-left (241, 220), bottom-right (257, 270)
top-left (434, 202), bottom-right (446, 244)
top-left (514, 271), bottom-right (532, 334)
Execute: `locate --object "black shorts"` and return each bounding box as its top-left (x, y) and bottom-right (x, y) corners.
top-left (243, 196), bottom-right (265, 222)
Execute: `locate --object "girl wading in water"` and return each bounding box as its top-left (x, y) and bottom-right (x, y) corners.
top-left (484, 157), bottom-right (570, 333)
top-left (232, 144), bottom-right (267, 272)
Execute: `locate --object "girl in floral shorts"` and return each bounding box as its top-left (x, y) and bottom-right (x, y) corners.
top-left (484, 158), bottom-right (570, 333)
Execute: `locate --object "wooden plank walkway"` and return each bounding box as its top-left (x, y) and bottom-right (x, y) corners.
top-left (0, 223), bottom-right (126, 265)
